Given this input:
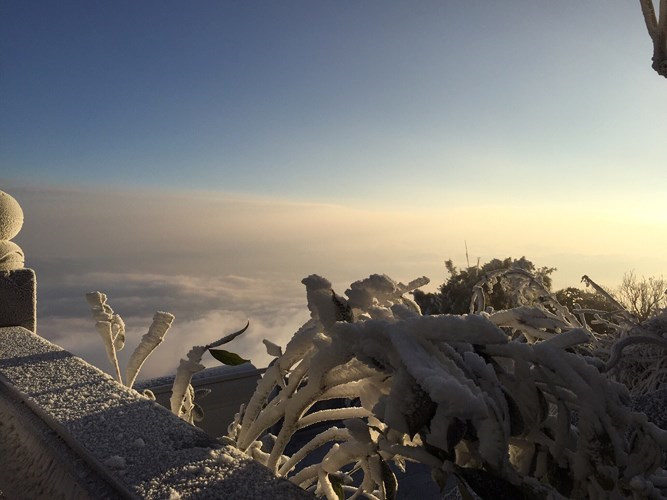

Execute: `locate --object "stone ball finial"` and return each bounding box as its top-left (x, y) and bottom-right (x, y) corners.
top-left (0, 190), bottom-right (25, 270)
top-left (0, 190), bottom-right (24, 241)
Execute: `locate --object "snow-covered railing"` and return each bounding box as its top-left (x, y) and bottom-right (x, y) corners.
top-left (0, 325), bottom-right (311, 499)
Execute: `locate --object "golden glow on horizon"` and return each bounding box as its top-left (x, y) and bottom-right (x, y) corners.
top-left (15, 187), bottom-right (666, 293)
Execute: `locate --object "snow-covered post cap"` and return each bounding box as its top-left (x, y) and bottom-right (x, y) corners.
top-left (0, 189), bottom-right (25, 271)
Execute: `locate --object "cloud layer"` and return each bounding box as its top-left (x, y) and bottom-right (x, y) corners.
top-left (40, 271), bottom-right (310, 379)
top-left (4, 184), bottom-right (665, 379)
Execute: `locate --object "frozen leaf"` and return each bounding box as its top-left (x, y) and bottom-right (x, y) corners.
top-left (195, 388), bottom-right (212, 400)
top-left (209, 349), bottom-right (250, 366)
top-left (207, 320), bottom-right (250, 348)
top-left (379, 456), bottom-right (398, 500)
top-left (328, 475), bottom-right (345, 500)
top-left (192, 403), bottom-right (205, 422)
top-left (263, 339), bottom-right (283, 357)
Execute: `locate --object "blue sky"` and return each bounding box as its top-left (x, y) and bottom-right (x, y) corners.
top-left (3, 1), bottom-right (665, 203)
top-left (2, 1), bottom-right (666, 375)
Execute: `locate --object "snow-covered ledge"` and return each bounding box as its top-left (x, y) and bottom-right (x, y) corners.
top-left (0, 326), bottom-right (312, 499)
top-left (0, 189), bottom-right (36, 332)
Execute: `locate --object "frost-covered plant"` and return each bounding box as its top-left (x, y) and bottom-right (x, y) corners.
top-left (85, 292), bottom-right (174, 387)
top-left (227, 273), bottom-right (667, 499)
top-left (170, 321), bottom-right (249, 423)
top-left (86, 292), bottom-right (250, 422)
top-left (576, 275), bottom-right (667, 396)
top-left (471, 269), bottom-right (667, 397)
top-left (86, 292), bottom-right (126, 382)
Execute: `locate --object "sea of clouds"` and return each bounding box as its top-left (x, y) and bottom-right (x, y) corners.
top-left (6, 183), bottom-right (660, 381)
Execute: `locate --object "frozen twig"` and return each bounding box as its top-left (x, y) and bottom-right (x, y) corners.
top-left (125, 311), bottom-right (174, 389)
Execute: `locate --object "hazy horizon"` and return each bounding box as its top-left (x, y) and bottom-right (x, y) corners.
top-left (2, 182), bottom-right (664, 377)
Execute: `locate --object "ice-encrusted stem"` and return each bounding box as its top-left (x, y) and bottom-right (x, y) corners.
top-left (170, 321), bottom-right (250, 418)
top-left (603, 334), bottom-right (667, 373)
top-left (95, 321), bottom-right (123, 383)
top-left (86, 292), bottom-right (126, 350)
top-left (238, 321), bottom-right (320, 447)
top-left (125, 311), bottom-right (175, 389)
top-left (230, 271), bottom-right (667, 498)
top-left (170, 345), bottom-right (207, 416)
top-left (278, 427), bottom-right (351, 477)
top-left (580, 275), bottom-right (635, 322)
top-left (296, 407), bottom-right (372, 431)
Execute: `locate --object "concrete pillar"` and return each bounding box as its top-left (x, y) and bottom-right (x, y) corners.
top-left (0, 189), bottom-right (36, 332)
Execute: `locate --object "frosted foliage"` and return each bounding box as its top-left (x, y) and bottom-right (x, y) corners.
top-left (86, 291), bottom-right (253, 427)
top-left (86, 292), bottom-right (127, 383)
top-left (170, 321), bottom-right (250, 423)
top-left (126, 311), bottom-right (175, 388)
top-left (228, 272), bottom-right (667, 499)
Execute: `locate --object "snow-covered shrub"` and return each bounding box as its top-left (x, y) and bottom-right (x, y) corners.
top-left (472, 269), bottom-right (667, 397)
top-left (170, 321), bottom-right (249, 423)
top-left (85, 292), bottom-right (249, 422)
top-left (577, 275), bottom-right (667, 397)
top-left (86, 291), bottom-right (172, 388)
top-left (227, 273), bottom-right (667, 499)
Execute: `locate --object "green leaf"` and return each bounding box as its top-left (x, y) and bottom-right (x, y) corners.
top-left (192, 403), bottom-right (205, 422)
top-left (379, 457), bottom-right (398, 500)
top-left (328, 475), bottom-right (345, 500)
top-left (209, 349), bottom-right (250, 366)
top-left (206, 321), bottom-right (250, 349)
top-left (195, 388), bottom-right (212, 399)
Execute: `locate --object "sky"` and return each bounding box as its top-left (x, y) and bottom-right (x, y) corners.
top-left (1, 1), bottom-right (666, 378)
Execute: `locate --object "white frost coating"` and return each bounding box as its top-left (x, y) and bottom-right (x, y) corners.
top-left (302, 274), bottom-right (338, 328)
top-left (0, 190), bottom-right (25, 270)
top-left (0, 190), bottom-right (24, 240)
top-left (125, 311), bottom-right (175, 389)
top-left (86, 292), bottom-right (127, 382)
top-left (227, 271), bottom-right (667, 499)
top-left (170, 346), bottom-right (207, 417)
top-left (0, 240), bottom-right (25, 270)
top-left (95, 320), bottom-right (123, 383)
top-left (170, 321), bottom-right (250, 420)
top-left (263, 338), bottom-right (283, 357)
top-left (1, 326), bottom-right (310, 500)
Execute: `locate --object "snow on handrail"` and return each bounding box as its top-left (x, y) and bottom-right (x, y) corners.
top-left (0, 326), bottom-right (312, 499)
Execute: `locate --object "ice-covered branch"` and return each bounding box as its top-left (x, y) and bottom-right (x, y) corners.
top-left (226, 272), bottom-right (667, 499)
top-left (125, 311), bottom-right (174, 389)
